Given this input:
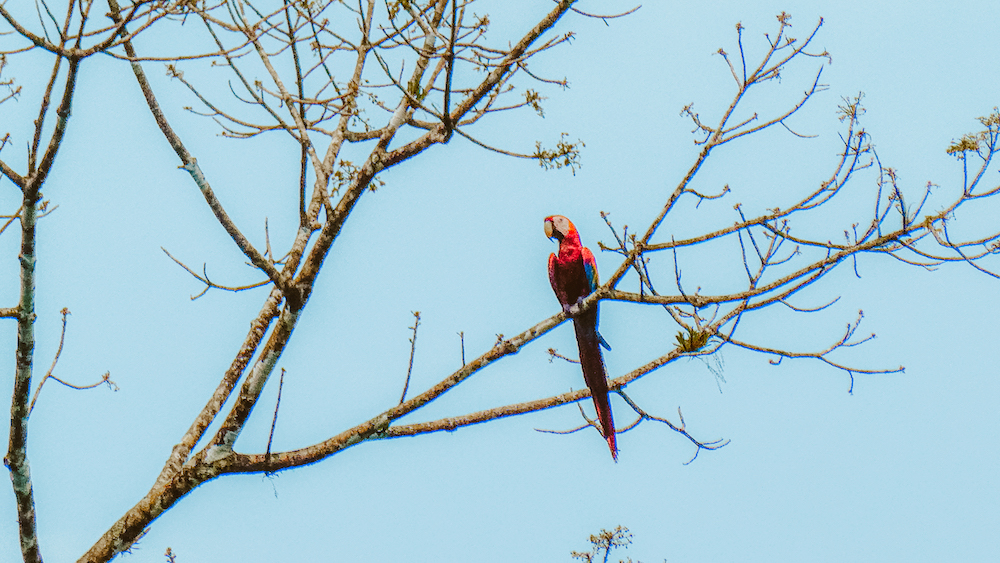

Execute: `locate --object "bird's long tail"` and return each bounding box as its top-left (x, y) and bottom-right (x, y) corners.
top-left (573, 311), bottom-right (618, 461)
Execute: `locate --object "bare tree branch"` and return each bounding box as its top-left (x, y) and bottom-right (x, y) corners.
top-left (3, 4), bottom-right (998, 561)
top-left (108, 0), bottom-right (286, 290)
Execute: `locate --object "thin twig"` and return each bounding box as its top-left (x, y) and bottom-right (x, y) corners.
top-left (547, 348), bottom-right (579, 364)
top-left (266, 368), bottom-right (285, 460)
top-left (28, 308), bottom-right (118, 416)
top-left (399, 311), bottom-right (421, 404)
top-left (161, 247), bottom-right (272, 299)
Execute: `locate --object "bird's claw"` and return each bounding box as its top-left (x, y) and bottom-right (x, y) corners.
top-left (563, 297), bottom-right (585, 317)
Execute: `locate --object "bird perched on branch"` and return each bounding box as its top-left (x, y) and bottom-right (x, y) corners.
top-left (544, 215), bottom-right (617, 460)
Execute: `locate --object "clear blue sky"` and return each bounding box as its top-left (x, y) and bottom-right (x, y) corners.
top-left (2, 1), bottom-right (998, 561)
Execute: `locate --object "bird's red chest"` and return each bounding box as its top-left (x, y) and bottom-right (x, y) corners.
top-left (552, 247), bottom-right (589, 304)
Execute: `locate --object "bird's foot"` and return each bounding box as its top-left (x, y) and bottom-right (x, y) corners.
top-left (563, 296), bottom-right (585, 317)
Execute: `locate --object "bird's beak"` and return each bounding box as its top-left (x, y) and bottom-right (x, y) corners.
top-left (544, 219), bottom-right (555, 240)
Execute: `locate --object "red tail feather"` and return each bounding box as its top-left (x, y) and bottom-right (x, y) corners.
top-left (573, 311), bottom-right (618, 461)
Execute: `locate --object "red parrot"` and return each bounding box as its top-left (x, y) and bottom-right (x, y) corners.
top-left (544, 215), bottom-right (617, 460)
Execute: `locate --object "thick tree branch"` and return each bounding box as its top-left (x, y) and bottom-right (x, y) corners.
top-left (6, 189), bottom-right (41, 563)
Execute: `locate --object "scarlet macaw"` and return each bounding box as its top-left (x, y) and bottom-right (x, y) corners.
top-left (544, 215), bottom-right (617, 460)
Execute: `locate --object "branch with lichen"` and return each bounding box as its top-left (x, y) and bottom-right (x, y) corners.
top-left (0, 3), bottom-right (158, 562)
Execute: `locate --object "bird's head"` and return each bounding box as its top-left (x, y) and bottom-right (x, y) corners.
top-left (543, 215), bottom-right (577, 242)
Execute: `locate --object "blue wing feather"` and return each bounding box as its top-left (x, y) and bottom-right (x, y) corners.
top-left (581, 248), bottom-right (610, 350)
top-left (582, 248), bottom-right (599, 293)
